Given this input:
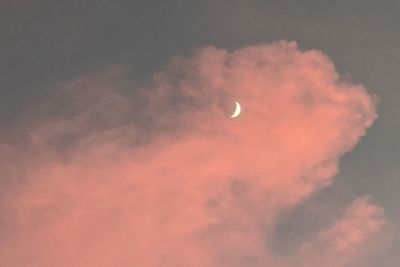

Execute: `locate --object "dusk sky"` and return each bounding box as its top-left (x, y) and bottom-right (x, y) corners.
top-left (0, 1), bottom-right (399, 266)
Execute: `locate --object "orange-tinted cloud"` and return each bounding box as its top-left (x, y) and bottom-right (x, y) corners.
top-left (0, 41), bottom-right (384, 266)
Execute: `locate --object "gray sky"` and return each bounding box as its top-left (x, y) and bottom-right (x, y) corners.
top-left (1, 1), bottom-right (399, 266)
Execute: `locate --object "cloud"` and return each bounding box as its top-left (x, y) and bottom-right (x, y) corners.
top-left (0, 41), bottom-right (384, 267)
top-left (298, 197), bottom-right (385, 267)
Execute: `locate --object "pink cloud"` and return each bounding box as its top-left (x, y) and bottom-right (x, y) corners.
top-left (298, 197), bottom-right (385, 267)
top-left (0, 41), bottom-right (384, 266)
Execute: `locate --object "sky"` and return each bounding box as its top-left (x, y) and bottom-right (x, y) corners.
top-left (0, 1), bottom-right (399, 266)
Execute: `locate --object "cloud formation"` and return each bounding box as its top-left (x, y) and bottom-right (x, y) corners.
top-left (0, 41), bottom-right (384, 266)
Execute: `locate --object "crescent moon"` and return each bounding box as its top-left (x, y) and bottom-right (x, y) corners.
top-left (230, 101), bottom-right (241, 118)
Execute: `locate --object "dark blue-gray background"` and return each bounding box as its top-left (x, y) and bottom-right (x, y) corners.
top-left (1, 1), bottom-right (398, 265)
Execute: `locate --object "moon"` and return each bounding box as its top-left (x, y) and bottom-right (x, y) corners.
top-left (230, 101), bottom-right (241, 118)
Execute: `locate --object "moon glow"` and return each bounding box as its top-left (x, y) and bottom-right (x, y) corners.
top-left (230, 101), bottom-right (241, 118)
